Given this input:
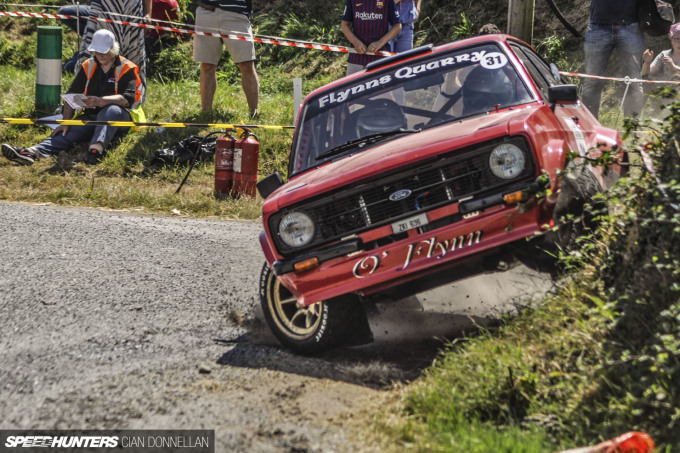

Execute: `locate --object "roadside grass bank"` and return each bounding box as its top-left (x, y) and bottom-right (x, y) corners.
top-left (370, 101), bottom-right (680, 452)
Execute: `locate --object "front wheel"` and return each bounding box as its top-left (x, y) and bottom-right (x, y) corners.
top-left (259, 263), bottom-right (369, 355)
top-left (553, 162), bottom-right (609, 249)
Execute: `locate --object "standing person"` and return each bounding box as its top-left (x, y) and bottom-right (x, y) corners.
top-left (581, 0), bottom-right (646, 119)
top-left (391, 0), bottom-right (421, 53)
top-left (642, 22), bottom-right (680, 80)
top-left (2, 30), bottom-right (144, 166)
top-left (341, 0), bottom-right (401, 75)
top-left (77, 0), bottom-right (151, 100)
top-left (192, 0), bottom-right (259, 117)
top-left (145, 0), bottom-right (181, 52)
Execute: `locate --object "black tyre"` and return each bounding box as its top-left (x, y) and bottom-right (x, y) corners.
top-left (552, 162), bottom-right (607, 249)
top-left (259, 262), bottom-right (368, 355)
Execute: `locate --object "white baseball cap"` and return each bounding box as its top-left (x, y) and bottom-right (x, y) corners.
top-left (88, 29), bottom-right (116, 53)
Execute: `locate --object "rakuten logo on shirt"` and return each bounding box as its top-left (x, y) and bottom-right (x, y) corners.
top-left (355, 11), bottom-right (383, 20)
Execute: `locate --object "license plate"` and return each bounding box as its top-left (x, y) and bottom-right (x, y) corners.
top-left (391, 213), bottom-right (429, 234)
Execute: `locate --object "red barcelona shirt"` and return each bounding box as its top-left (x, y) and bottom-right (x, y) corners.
top-left (342, 0), bottom-right (400, 66)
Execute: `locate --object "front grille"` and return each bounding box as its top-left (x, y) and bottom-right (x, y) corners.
top-left (272, 137), bottom-right (535, 255)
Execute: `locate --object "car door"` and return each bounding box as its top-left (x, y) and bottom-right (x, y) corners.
top-left (508, 42), bottom-right (600, 158)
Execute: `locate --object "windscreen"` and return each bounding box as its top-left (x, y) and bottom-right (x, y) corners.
top-left (291, 43), bottom-right (535, 175)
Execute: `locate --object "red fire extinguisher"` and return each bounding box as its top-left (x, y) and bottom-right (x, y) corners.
top-left (214, 132), bottom-right (235, 199)
top-left (232, 129), bottom-right (259, 197)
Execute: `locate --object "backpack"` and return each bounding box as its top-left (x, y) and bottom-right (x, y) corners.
top-left (151, 135), bottom-right (217, 166)
top-left (638, 0), bottom-right (675, 37)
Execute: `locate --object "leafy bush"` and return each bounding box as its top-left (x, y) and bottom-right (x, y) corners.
top-left (395, 94), bottom-right (680, 451)
top-left (0, 25), bottom-right (36, 69)
top-left (147, 38), bottom-right (199, 82)
top-left (569, 92), bottom-right (680, 447)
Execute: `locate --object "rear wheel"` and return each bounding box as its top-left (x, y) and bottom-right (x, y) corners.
top-left (259, 263), bottom-right (368, 355)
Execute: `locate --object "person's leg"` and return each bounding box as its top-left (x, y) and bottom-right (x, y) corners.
top-left (617, 24), bottom-right (646, 117)
top-left (85, 106), bottom-right (131, 164)
top-left (200, 63), bottom-right (218, 111)
top-left (32, 122), bottom-right (95, 156)
top-left (89, 105), bottom-right (132, 150)
top-left (392, 22), bottom-right (414, 53)
top-left (59, 4), bottom-right (91, 73)
top-left (58, 4), bottom-right (91, 35)
top-left (581, 24), bottom-right (615, 119)
top-left (193, 7), bottom-right (223, 111)
top-left (237, 60), bottom-right (259, 116)
top-left (222, 11), bottom-right (259, 116)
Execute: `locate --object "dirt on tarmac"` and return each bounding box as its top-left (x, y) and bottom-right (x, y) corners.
top-left (0, 201), bottom-right (553, 452)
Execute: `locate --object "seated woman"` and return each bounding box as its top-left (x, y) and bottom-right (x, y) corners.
top-left (642, 22), bottom-right (680, 81)
top-left (2, 29), bottom-right (144, 166)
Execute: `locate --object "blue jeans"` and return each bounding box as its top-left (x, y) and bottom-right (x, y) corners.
top-left (59, 4), bottom-right (92, 72)
top-left (58, 4), bottom-right (91, 35)
top-left (581, 23), bottom-right (645, 119)
top-left (33, 105), bottom-right (131, 156)
top-left (391, 22), bottom-right (415, 53)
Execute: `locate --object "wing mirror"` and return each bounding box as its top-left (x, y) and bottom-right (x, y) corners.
top-left (257, 172), bottom-right (285, 199)
top-left (548, 84), bottom-right (578, 107)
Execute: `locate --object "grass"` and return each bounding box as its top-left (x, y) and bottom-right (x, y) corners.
top-left (368, 100), bottom-right (680, 452)
top-left (0, 22), bottom-right (339, 219)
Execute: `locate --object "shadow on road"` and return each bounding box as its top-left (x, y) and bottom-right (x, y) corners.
top-left (215, 296), bottom-right (513, 388)
top-left (215, 264), bottom-right (554, 388)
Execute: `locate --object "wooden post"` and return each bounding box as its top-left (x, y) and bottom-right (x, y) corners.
top-left (293, 78), bottom-right (303, 120)
top-left (507, 0), bottom-right (535, 44)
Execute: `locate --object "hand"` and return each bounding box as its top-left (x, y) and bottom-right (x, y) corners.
top-left (51, 125), bottom-right (69, 137)
top-left (82, 96), bottom-right (100, 108)
top-left (662, 56), bottom-right (680, 73)
top-left (643, 48), bottom-right (654, 64)
top-left (367, 41), bottom-right (383, 53)
top-left (353, 41), bottom-right (367, 54)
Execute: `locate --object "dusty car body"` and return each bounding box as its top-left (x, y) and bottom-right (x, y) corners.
top-left (257, 34), bottom-right (624, 354)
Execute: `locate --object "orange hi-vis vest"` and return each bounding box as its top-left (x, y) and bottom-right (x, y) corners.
top-left (81, 56), bottom-right (143, 110)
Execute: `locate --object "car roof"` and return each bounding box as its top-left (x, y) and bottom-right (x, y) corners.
top-left (303, 34), bottom-right (532, 101)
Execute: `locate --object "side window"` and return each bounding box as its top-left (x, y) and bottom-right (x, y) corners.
top-left (509, 43), bottom-right (554, 100)
top-left (526, 51), bottom-right (560, 85)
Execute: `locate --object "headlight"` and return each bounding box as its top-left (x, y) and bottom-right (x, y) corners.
top-left (278, 211), bottom-right (315, 248)
top-left (489, 143), bottom-right (525, 179)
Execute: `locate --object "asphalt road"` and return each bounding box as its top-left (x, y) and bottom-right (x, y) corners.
top-left (0, 201), bottom-right (553, 452)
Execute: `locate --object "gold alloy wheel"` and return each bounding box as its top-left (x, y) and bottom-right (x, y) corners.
top-left (267, 271), bottom-right (322, 340)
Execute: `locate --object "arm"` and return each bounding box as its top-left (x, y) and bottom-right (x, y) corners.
top-left (143, 0), bottom-right (152, 20)
top-left (53, 71), bottom-right (84, 136)
top-left (52, 103), bottom-right (76, 137)
top-left (82, 94), bottom-right (130, 109)
top-left (414, 0), bottom-right (422, 21)
top-left (367, 23), bottom-right (401, 53)
top-left (661, 55), bottom-right (680, 74)
top-left (341, 20), bottom-right (367, 54)
top-left (83, 66), bottom-right (137, 109)
top-left (641, 49), bottom-right (654, 77)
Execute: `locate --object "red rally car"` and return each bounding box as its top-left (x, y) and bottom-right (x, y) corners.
top-left (256, 34), bottom-right (625, 354)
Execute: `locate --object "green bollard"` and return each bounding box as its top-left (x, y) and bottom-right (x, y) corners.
top-left (35, 25), bottom-right (62, 111)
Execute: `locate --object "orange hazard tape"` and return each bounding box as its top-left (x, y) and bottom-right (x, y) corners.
top-left (0, 9), bottom-right (394, 57)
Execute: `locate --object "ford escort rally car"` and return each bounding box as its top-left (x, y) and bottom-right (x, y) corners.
top-left (256, 34), bottom-right (625, 354)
